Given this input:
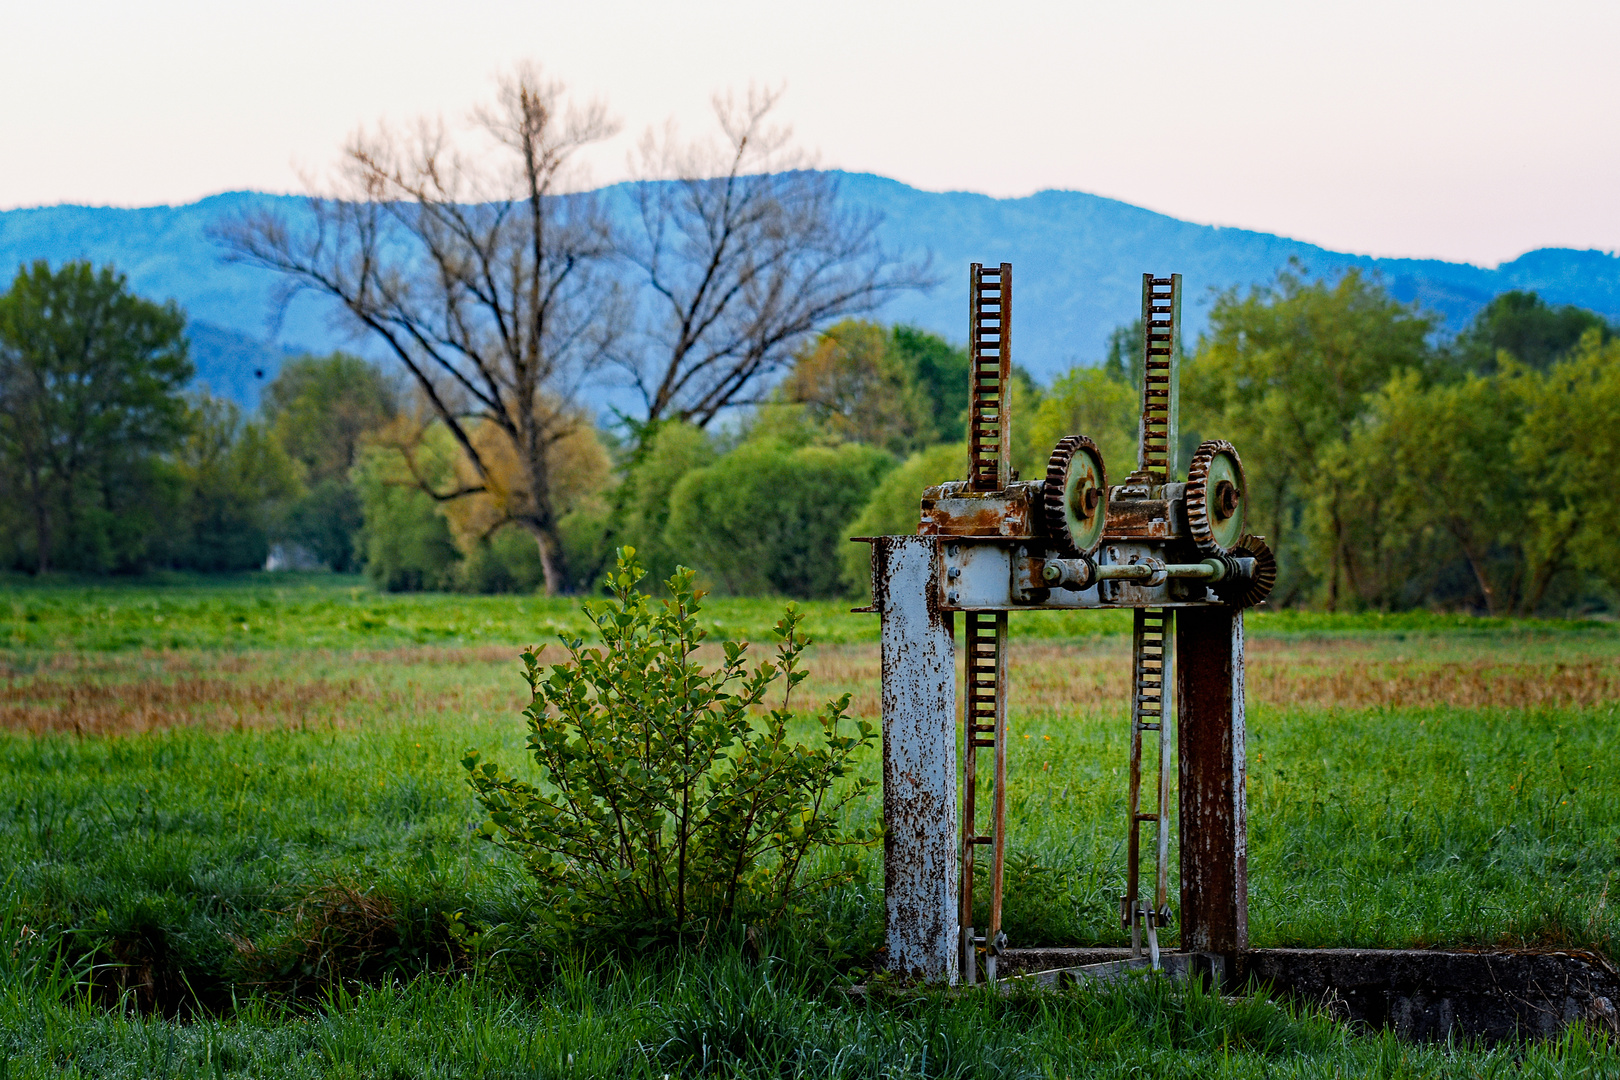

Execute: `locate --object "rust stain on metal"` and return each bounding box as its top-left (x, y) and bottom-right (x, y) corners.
top-left (874, 535), bottom-right (959, 982)
top-left (1104, 493), bottom-right (1190, 541)
top-left (1176, 606), bottom-right (1248, 960)
top-left (919, 484), bottom-right (1040, 538)
top-left (922, 502), bottom-right (1031, 538)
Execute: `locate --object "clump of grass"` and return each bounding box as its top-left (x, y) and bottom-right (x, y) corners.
top-left (232, 881), bottom-right (468, 1001)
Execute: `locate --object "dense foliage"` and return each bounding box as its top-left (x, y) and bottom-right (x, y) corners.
top-left (462, 551), bottom-right (877, 938)
top-left (4, 252), bottom-right (1617, 614)
top-left (1186, 268), bottom-right (1620, 612)
top-left (262, 353), bottom-right (397, 571)
top-left (0, 261), bottom-right (192, 572)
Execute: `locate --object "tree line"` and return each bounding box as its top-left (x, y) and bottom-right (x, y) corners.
top-left (3, 251), bottom-right (1616, 616)
top-left (1185, 267), bottom-right (1619, 614)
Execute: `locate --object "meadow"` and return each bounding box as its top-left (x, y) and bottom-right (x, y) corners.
top-left (2, 573), bottom-right (1618, 1077)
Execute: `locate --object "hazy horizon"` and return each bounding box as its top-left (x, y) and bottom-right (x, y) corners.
top-left (4, 1), bottom-right (1618, 266)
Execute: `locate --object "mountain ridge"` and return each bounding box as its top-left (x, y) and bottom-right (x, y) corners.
top-left (3, 174), bottom-right (1617, 407)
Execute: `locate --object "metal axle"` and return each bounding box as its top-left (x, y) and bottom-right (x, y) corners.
top-left (1040, 557), bottom-right (1256, 590)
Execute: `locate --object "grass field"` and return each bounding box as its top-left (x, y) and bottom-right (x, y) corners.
top-left (3, 573), bottom-right (1618, 1077)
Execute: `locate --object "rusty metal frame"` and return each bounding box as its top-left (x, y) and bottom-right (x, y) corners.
top-left (870, 267), bottom-right (1252, 986)
top-left (872, 534), bottom-right (960, 981)
top-left (1137, 274), bottom-right (1181, 481)
top-left (958, 609), bottom-right (1008, 983)
top-left (1124, 607), bottom-right (1174, 967)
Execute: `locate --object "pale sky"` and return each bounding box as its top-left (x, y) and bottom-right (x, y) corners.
top-left (4, 0), bottom-right (1617, 266)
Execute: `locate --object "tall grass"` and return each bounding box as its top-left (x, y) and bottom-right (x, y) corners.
top-left (4, 941), bottom-right (1615, 1077)
top-left (1, 576), bottom-right (1617, 1072)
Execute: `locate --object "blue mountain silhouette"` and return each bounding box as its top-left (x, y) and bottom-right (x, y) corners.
top-left (3, 174), bottom-right (1616, 408)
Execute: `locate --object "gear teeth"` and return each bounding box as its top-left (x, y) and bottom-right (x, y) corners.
top-left (1043, 435), bottom-right (1104, 557)
top-left (1229, 534), bottom-right (1276, 608)
top-left (1185, 439), bottom-right (1241, 555)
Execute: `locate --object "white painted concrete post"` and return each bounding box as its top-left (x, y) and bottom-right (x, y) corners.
top-left (872, 535), bottom-right (959, 983)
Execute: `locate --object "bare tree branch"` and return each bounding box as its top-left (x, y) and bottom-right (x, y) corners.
top-left (213, 65), bottom-right (623, 594)
top-left (617, 86), bottom-right (934, 431)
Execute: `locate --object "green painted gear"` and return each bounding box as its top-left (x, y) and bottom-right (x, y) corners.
top-left (1044, 435), bottom-right (1107, 557)
top-left (1186, 439), bottom-right (1248, 554)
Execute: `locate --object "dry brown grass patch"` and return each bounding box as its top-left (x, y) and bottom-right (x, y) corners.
top-left (1249, 656), bottom-right (1620, 709)
top-left (0, 675), bottom-right (373, 735)
top-left (8, 633), bottom-right (1607, 737)
top-left (799, 640), bottom-right (1620, 718)
top-left (342, 643), bottom-right (526, 667)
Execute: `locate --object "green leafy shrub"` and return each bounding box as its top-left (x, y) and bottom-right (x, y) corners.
top-left (457, 524), bottom-right (545, 594)
top-left (664, 437), bottom-right (892, 597)
top-left (840, 441), bottom-right (965, 596)
top-left (462, 549), bottom-right (878, 940)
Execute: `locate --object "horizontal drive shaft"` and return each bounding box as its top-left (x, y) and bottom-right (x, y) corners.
top-left (1039, 556), bottom-right (1256, 590)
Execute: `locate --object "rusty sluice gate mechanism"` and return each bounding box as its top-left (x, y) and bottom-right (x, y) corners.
top-left (863, 266), bottom-right (1276, 986)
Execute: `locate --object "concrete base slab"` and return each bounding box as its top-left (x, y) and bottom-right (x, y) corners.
top-left (995, 946), bottom-right (1620, 1043)
top-left (1002, 950), bottom-right (1225, 991)
top-left (1244, 948), bottom-right (1620, 1044)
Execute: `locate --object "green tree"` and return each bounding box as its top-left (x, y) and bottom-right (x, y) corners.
top-left (665, 438), bottom-right (892, 597)
top-left (1452, 290), bottom-right (1613, 373)
top-left (0, 260), bottom-right (191, 573)
top-left (262, 354), bottom-right (398, 571)
top-left (840, 442), bottom-right (966, 594)
top-left (458, 525), bottom-right (547, 594)
top-left (1514, 331), bottom-right (1620, 611)
top-left (890, 325), bottom-right (970, 443)
top-left (777, 321), bottom-right (936, 456)
top-left (1335, 370), bottom-right (1528, 613)
top-left (611, 421), bottom-right (717, 589)
top-left (279, 479), bottom-right (363, 572)
top-left (1184, 265), bottom-right (1436, 608)
top-left (1026, 366), bottom-right (1137, 485)
top-left (1101, 319), bottom-right (1145, 389)
top-left (263, 353), bottom-right (397, 483)
top-left (169, 395), bottom-right (302, 571)
top-left (352, 432), bottom-right (462, 592)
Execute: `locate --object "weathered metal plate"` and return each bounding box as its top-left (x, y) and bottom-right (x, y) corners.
top-left (919, 483), bottom-right (1041, 538)
top-left (1104, 483), bottom-right (1190, 541)
top-left (872, 535), bottom-right (959, 983)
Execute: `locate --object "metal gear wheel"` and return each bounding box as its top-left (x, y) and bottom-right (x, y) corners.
top-left (1044, 435), bottom-right (1107, 557)
top-left (1214, 534), bottom-right (1277, 608)
top-left (1186, 439), bottom-right (1248, 554)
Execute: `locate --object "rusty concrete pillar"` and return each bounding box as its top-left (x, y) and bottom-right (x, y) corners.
top-left (1175, 607), bottom-right (1247, 960)
top-left (872, 535), bottom-right (959, 982)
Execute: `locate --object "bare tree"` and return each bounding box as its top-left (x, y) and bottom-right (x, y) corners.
top-left (214, 66), bottom-right (620, 594)
top-left (619, 86), bottom-right (932, 431)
